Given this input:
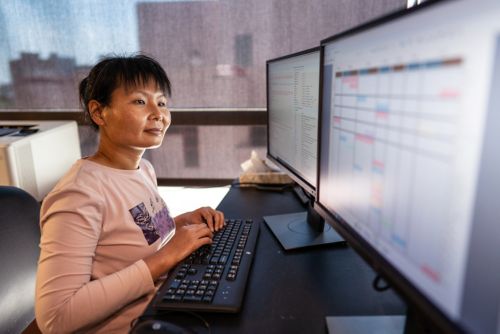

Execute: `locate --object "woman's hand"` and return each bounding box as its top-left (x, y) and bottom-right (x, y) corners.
top-left (164, 223), bottom-right (213, 263)
top-left (175, 207), bottom-right (225, 232)
top-left (145, 207), bottom-right (225, 280)
top-left (144, 223), bottom-right (213, 281)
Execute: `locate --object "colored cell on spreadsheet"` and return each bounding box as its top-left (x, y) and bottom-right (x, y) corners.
top-left (372, 160), bottom-right (385, 172)
top-left (421, 265), bottom-right (441, 283)
top-left (355, 133), bottom-right (375, 144)
top-left (391, 234), bottom-right (407, 248)
top-left (439, 89), bottom-right (461, 98)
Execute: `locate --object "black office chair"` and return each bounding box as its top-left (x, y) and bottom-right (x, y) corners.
top-left (0, 186), bottom-right (40, 334)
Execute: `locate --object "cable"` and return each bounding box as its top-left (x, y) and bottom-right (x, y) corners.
top-left (372, 273), bottom-right (390, 292)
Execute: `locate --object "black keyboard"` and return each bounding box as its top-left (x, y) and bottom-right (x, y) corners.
top-left (152, 218), bottom-right (259, 313)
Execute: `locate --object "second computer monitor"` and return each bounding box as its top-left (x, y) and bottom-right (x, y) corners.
top-left (265, 47), bottom-right (343, 250)
top-left (267, 47), bottom-right (320, 195)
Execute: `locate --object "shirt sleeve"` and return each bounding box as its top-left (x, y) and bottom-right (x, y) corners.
top-left (35, 185), bottom-right (155, 333)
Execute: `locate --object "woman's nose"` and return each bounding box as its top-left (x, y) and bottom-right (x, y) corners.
top-left (150, 105), bottom-right (164, 121)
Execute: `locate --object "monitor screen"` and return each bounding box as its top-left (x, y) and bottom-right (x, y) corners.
top-left (318, 0), bottom-right (500, 332)
top-left (265, 48), bottom-right (343, 251)
top-left (267, 48), bottom-right (320, 195)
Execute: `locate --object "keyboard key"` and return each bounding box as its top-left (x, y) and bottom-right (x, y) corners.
top-left (184, 295), bottom-right (202, 302)
top-left (164, 294), bottom-right (176, 300)
top-left (169, 279), bottom-right (181, 289)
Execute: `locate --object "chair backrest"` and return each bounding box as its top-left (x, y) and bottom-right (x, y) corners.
top-left (0, 186), bottom-right (40, 334)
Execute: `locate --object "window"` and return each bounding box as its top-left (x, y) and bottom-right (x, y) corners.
top-left (235, 34), bottom-right (253, 68)
top-left (0, 0), bottom-right (406, 181)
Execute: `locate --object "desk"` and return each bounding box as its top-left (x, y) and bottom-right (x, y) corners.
top-left (139, 186), bottom-right (406, 333)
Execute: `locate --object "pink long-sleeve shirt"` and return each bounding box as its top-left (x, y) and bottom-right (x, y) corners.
top-left (36, 158), bottom-right (175, 333)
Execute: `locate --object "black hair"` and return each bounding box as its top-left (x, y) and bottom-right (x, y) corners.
top-left (79, 54), bottom-right (172, 130)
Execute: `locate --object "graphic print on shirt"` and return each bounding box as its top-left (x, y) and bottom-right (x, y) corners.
top-left (129, 197), bottom-right (175, 245)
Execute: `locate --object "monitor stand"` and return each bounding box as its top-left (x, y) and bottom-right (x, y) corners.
top-left (325, 315), bottom-right (406, 334)
top-left (326, 307), bottom-right (438, 334)
top-left (263, 187), bottom-right (344, 250)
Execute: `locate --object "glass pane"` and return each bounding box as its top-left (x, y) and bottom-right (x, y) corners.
top-left (2, 0), bottom-right (405, 180)
top-left (0, 0), bottom-right (405, 110)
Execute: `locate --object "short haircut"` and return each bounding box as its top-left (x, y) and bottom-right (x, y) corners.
top-left (79, 54), bottom-right (171, 130)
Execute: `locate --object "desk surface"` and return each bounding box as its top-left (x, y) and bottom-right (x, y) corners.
top-left (140, 186), bottom-right (406, 333)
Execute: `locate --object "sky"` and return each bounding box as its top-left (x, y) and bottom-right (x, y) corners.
top-left (0, 0), bottom-right (203, 85)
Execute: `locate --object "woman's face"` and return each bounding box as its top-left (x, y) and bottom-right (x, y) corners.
top-left (98, 80), bottom-right (171, 151)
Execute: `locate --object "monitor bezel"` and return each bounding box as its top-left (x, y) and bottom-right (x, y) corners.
top-left (266, 46), bottom-right (321, 197)
top-left (316, 0), bottom-right (464, 333)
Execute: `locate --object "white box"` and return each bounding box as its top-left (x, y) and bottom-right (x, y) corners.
top-left (0, 120), bottom-right (81, 201)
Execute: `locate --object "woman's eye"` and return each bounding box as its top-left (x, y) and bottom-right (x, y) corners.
top-left (158, 101), bottom-right (167, 107)
top-left (134, 99), bottom-right (145, 105)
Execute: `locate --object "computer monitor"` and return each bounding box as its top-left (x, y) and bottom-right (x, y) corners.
top-left (317, 0), bottom-right (500, 333)
top-left (264, 47), bottom-right (343, 250)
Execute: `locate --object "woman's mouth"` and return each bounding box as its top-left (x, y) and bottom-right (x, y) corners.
top-left (144, 128), bottom-right (163, 136)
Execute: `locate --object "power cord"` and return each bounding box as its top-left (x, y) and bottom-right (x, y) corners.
top-left (372, 273), bottom-right (390, 292)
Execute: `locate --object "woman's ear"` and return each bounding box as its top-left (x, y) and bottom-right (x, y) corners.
top-left (88, 100), bottom-right (105, 126)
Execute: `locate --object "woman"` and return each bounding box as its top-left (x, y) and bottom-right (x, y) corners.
top-left (35, 54), bottom-right (224, 333)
